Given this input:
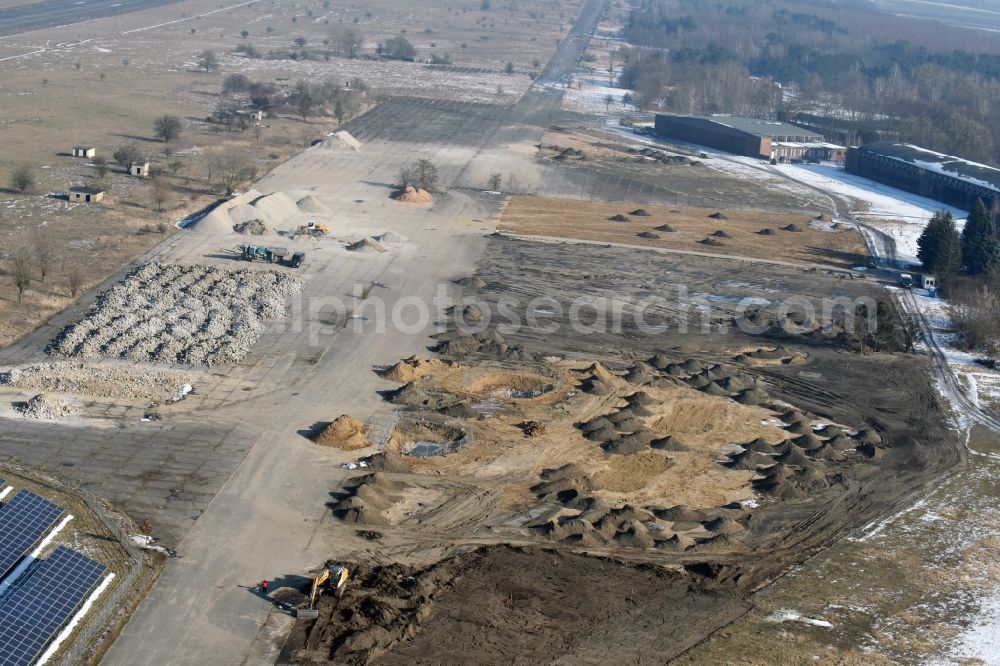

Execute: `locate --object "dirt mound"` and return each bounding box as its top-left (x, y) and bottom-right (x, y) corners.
top-left (708, 211), bottom-right (729, 220)
top-left (637, 231), bottom-right (661, 239)
top-left (454, 276), bottom-right (487, 290)
top-left (378, 356), bottom-right (454, 383)
top-left (287, 546), bottom-right (747, 664)
top-left (359, 452), bottom-right (411, 473)
top-left (608, 214), bottom-right (630, 222)
top-left (693, 534), bottom-right (746, 552)
top-left (742, 438), bottom-right (778, 454)
top-left (321, 130), bottom-right (362, 151)
top-left (699, 237), bottom-right (724, 247)
top-left (347, 238), bottom-right (387, 254)
top-left (395, 186), bottom-right (433, 204)
top-left (782, 223), bottom-right (804, 232)
top-left (15, 393), bottom-right (78, 419)
top-left (757, 228), bottom-right (777, 236)
top-left (725, 449), bottom-right (774, 470)
top-left (702, 516), bottom-right (744, 534)
top-left (734, 388), bottom-right (768, 405)
top-left (651, 505), bottom-right (709, 522)
top-left (296, 195), bottom-right (329, 213)
top-left (602, 430), bottom-right (655, 455)
top-left (385, 382), bottom-right (439, 408)
top-left (650, 436), bottom-right (689, 452)
top-left (854, 428), bottom-right (882, 445)
top-left (711, 230), bottom-right (732, 238)
top-left (376, 231), bottom-right (408, 244)
top-left (626, 391), bottom-right (656, 406)
top-left (815, 213), bottom-right (833, 222)
top-left (826, 434), bottom-right (856, 451)
top-left (653, 224), bottom-right (676, 233)
top-left (233, 219), bottom-right (277, 235)
top-left (314, 415), bottom-right (371, 450)
top-left (655, 533), bottom-right (695, 551)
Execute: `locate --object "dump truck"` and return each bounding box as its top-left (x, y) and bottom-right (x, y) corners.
top-left (241, 245), bottom-right (287, 263)
top-left (899, 273), bottom-right (914, 289)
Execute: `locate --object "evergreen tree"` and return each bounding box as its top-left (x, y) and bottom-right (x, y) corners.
top-left (917, 210), bottom-right (962, 275)
top-left (961, 198), bottom-right (1000, 275)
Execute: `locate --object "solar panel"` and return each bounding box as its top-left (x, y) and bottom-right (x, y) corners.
top-left (0, 546), bottom-right (107, 666)
top-left (0, 491), bottom-right (64, 581)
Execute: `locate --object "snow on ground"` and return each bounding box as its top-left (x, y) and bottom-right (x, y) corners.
top-left (560, 72), bottom-right (636, 116)
top-left (912, 290), bottom-right (1000, 406)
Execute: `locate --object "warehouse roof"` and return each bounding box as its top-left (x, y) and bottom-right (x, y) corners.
top-left (856, 142), bottom-right (1000, 192)
top-left (705, 116), bottom-right (822, 140)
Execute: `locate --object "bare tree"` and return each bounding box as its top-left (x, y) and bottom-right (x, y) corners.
top-left (113, 143), bottom-right (143, 170)
top-left (209, 152), bottom-right (256, 195)
top-left (414, 159), bottom-right (439, 192)
top-left (150, 176), bottom-right (172, 212)
top-left (93, 156), bottom-right (109, 179)
top-left (488, 172), bottom-right (502, 191)
top-left (154, 114), bottom-right (182, 142)
top-left (397, 165), bottom-right (414, 190)
top-left (10, 165), bottom-right (35, 194)
top-left (198, 49), bottom-right (220, 72)
top-left (67, 267), bottom-right (83, 297)
top-left (30, 227), bottom-right (56, 282)
top-left (10, 246), bottom-right (32, 302)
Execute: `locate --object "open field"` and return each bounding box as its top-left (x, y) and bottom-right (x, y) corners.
top-left (499, 195), bottom-right (871, 268)
top-left (0, 0), bottom-right (576, 345)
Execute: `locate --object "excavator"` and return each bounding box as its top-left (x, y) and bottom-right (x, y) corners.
top-left (295, 564), bottom-right (349, 620)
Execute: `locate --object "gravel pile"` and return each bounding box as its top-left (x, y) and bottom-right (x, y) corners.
top-left (15, 394), bottom-right (79, 419)
top-left (47, 263), bottom-right (303, 366)
top-left (1, 361), bottom-right (191, 400)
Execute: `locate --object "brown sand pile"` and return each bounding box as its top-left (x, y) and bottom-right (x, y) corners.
top-left (314, 415), bottom-right (371, 450)
top-left (297, 195), bottom-right (330, 213)
top-left (396, 186), bottom-right (433, 204)
top-left (378, 356), bottom-right (455, 383)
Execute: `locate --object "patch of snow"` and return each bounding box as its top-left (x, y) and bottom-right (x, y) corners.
top-left (767, 609), bottom-right (834, 628)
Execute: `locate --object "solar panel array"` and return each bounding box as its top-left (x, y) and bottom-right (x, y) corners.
top-left (0, 491), bottom-right (64, 580)
top-left (0, 546), bottom-right (107, 666)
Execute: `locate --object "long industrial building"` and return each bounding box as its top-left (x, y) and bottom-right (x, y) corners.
top-left (846, 142), bottom-right (1000, 212)
top-left (653, 114), bottom-right (845, 162)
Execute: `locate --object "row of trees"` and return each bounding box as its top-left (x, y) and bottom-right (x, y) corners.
top-left (218, 74), bottom-right (368, 122)
top-left (917, 200), bottom-right (1000, 353)
top-left (917, 200), bottom-right (999, 277)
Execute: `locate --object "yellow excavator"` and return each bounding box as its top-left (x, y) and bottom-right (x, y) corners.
top-left (296, 564), bottom-right (349, 620)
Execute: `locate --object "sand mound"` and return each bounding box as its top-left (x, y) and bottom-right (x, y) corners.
top-left (725, 449), bottom-right (774, 470)
top-left (315, 415), bottom-right (371, 450)
top-left (711, 230), bottom-right (732, 238)
top-left (699, 237), bottom-right (724, 247)
top-left (826, 434), bottom-right (856, 451)
top-left (15, 393), bottom-right (78, 419)
top-left (395, 186), bottom-right (433, 204)
top-left (854, 428), bottom-right (882, 445)
top-left (757, 228), bottom-right (777, 236)
top-left (297, 195), bottom-right (330, 213)
top-left (816, 213), bottom-right (833, 222)
top-left (376, 231), bottom-right (408, 244)
top-left (630, 209), bottom-right (652, 217)
top-left (651, 505), bottom-right (708, 522)
top-left (782, 223), bottom-right (804, 232)
top-left (347, 238), bottom-right (386, 254)
top-left (602, 430), bottom-right (655, 455)
top-left (654, 224), bottom-right (675, 233)
top-left (359, 452), bottom-right (411, 473)
top-left (608, 214), bottom-right (630, 222)
top-left (229, 203), bottom-right (271, 226)
top-left (637, 231), bottom-right (660, 239)
top-left (626, 391), bottom-right (656, 406)
top-left (322, 130), bottom-right (362, 151)
top-left (252, 192), bottom-right (300, 224)
top-left (742, 438), bottom-right (778, 454)
top-left (708, 211), bottom-right (729, 220)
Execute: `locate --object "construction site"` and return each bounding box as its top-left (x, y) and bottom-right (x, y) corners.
top-left (0, 0), bottom-right (995, 664)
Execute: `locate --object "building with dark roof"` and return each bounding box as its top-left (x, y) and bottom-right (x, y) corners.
top-left (846, 142), bottom-right (1000, 212)
top-left (653, 114), bottom-right (844, 161)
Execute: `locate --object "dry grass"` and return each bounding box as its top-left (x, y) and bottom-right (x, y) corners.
top-left (499, 196), bottom-right (871, 268)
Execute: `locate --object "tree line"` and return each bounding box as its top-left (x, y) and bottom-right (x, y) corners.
top-left (917, 199), bottom-right (1000, 353)
top-left (620, 0), bottom-right (1000, 165)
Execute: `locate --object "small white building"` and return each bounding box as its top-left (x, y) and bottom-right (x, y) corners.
top-left (920, 275), bottom-right (937, 290)
top-left (72, 146), bottom-right (96, 158)
top-left (130, 162), bottom-right (150, 177)
top-left (69, 186), bottom-right (105, 203)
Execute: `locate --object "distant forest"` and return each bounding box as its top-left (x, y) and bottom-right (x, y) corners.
top-left (617, 0), bottom-right (1000, 164)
